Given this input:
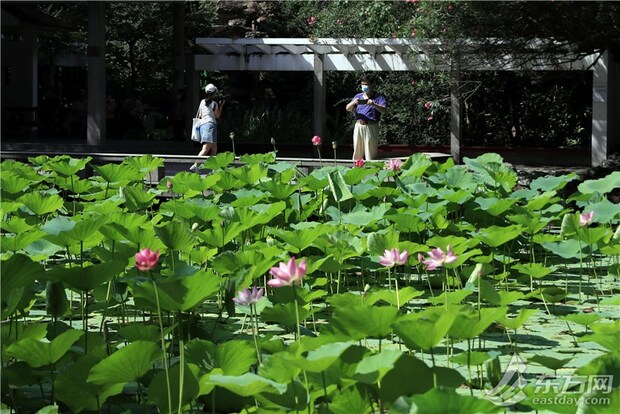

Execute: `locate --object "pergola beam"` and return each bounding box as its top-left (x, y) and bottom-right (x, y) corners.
top-left (193, 37), bottom-right (615, 166)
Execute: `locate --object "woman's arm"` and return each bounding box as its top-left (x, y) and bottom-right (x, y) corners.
top-left (214, 100), bottom-right (224, 119)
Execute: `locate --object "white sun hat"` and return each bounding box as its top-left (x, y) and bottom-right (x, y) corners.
top-left (205, 84), bottom-right (217, 93)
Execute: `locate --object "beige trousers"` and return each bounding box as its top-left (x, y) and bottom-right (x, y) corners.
top-left (352, 122), bottom-right (379, 161)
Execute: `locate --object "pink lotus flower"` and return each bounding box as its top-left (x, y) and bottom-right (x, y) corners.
top-left (307, 16), bottom-right (317, 26)
top-left (135, 248), bottom-right (160, 271)
top-left (312, 135), bottom-right (322, 145)
top-left (579, 211), bottom-right (594, 226)
top-left (268, 257), bottom-right (307, 288)
top-left (380, 248), bottom-right (409, 268)
top-left (427, 116), bottom-right (433, 121)
top-left (424, 101), bottom-right (432, 110)
top-left (354, 159), bottom-right (365, 167)
top-left (386, 159), bottom-right (403, 171)
top-left (421, 245), bottom-right (458, 271)
top-left (233, 287), bottom-right (265, 306)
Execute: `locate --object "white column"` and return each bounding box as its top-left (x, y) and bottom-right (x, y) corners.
top-left (591, 51), bottom-right (609, 167)
top-left (313, 54), bottom-right (326, 139)
top-left (87, 1), bottom-right (106, 145)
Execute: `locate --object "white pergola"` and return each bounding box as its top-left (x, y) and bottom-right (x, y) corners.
top-left (195, 38), bottom-right (617, 166)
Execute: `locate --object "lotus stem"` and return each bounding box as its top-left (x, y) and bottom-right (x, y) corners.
top-left (151, 276), bottom-right (172, 414)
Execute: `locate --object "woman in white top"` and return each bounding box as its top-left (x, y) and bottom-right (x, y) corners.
top-left (190, 83), bottom-right (224, 172)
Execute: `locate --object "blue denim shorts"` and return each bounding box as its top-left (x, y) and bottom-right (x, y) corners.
top-left (198, 122), bottom-right (217, 143)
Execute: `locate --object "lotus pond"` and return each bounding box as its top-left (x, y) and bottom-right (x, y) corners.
top-left (1, 152), bottom-right (619, 414)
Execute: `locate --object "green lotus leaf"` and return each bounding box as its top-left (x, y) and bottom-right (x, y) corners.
top-left (93, 163), bottom-right (144, 185)
top-left (207, 373), bottom-right (287, 397)
top-left (392, 308), bottom-right (457, 351)
top-left (337, 204), bottom-right (390, 227)
top-left (228, 163), bottom-right (268, 185)
top-left (525, 191), bottom-right (560, 212)
top-left (261, 302), bottom-right (316, 328)
top-left (575, 350), bottom-right (620, 383)
top-left (232, 202), bottom-right (286, 229)
top-left (330, 305), bottom-right (399, 340)
top-left (54, 176), bottom-right (96, 195)
top-left (18, 191), bottom-right (65, 216)
top-left (45, 281), bottom-right (68, 319)
top-left (352, 347), bottom-right (402, 384)
top-left (329, 385), bottom-right (370, 414)
top-left (400, 152), bottom-right (434, 177)
top-left (477, 224), bottom-right (523, 248)
top-left (154, 220), bottom-right (196, 251)
top-left (131, 269), bottom-right (221, 312)
top-left (270, 224), bottom-right (330, 253)
top-left (63, 214), bottom-right (108, 243)
top-left (343, 166), bottom-right (378, 185)
top-left (449, 307), bottom-right (507, 340)
top-left (1, 170), bottom-right (32, 196)
top-left (122, 154), bottom-right (164, 174)
top-left (201, 151), bottom-right (235, 170)
top-left (578, 321), bottom-right (620, 351)
top-left (474, 197), bottom-right (517, 216)
top-left (1, 254), bottom-right (45, 318)
top-left (196, 221), bottom-right (245, 248)
top-left (160, 198), bottom-right (220, 222)
top-left (256, 179), bottom-right (300, 201)
top-left (426, 289), bottom-right (472, 305)
top-left (513, 262), bottom-right (556, 279)
top-left (46, 259), bottom-right (127, 292)
top-left (5, 328), bottom-right (83, 367)
top-left (541, 239), bottom-right (583, 258)
top-left (1, 230), bottom-right (45, 252)
top-left (584, 200), bottom-right (620, 224)
top-left (365, 287), bottom-right (424, 307)
top-left (313, 231), bottom-right (364, 261)
top-left (46, 156), bottom-right (91, 177)
top-left (148, 362), bottom-right (200, 414)
top-left (326, 168), bottom-right (353, 202)
top-left (55, 354), bottom-right (124, 412)
top-left (499, 309), bottom-right (539, 330)
top-left (239, 152), bottom-right (276, 165)
top-left (450, 351), bottom-right (493, 366)
top-left (528, 354), bottom-right (573, 371)
top-left (385, 213), bottom-right (425, 233)
top-left (122, 185), bottom-right (159, 212)
top-left (429, 166), bottom-right (477, 191)
top-left (88, 340), bottom-right (161, 385)
top-left (437, 188), bottom-right (474, 205)
top-left (1, 216), bottom-right (34, 234)
top-left (366, 230), bottom-right (401, 256)
top-left (578, 171), bottom-right (620, 195)
top-left (185, 339), bottom-right (256, 376)
top-left (395, 387), bottom-right (501, 414)
top-left (507, 209), bottom-right (550, 234)
top-left (100, 211), bottom-right (149, 242)
top-left (382, 356), bottom-right (465, 406)
top-left (228, 188), bottom-right (269, 207)
top-left (563, 313), bottom-right (601, 327)
top-left (289, 341), bottom-right (356, 372)
top-left (530, 173), bottom-right (578, 192)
